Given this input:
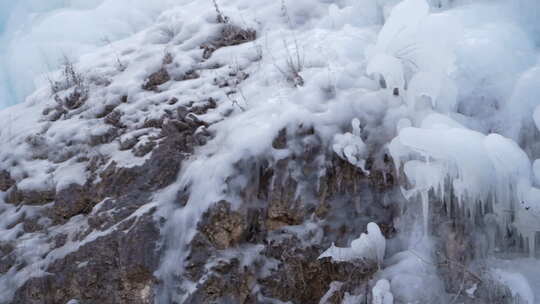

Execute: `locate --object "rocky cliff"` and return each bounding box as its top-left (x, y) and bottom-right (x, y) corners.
top-left (0, 1), bottom-right (539, 303)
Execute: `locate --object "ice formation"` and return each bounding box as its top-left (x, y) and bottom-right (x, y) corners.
top-left (332, 118), bottom-right (368, 172)
top-left (383, 0), bottom-right (540, 253)
top-left (372, 279), bottom-right (394, 304)
top-left (319, 222), bottom-right (385, 265)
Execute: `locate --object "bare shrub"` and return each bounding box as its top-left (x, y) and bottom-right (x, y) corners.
top-left (224, 59), bottom-right (249, 111)
top-left (212, 0), bottom-right (229, 24)
top-left (269, 0), bottom-right (305, 87)
top-left (48, 55), bottom-right (89, 110)
top-left (49, 56), bottom-right (86, 93)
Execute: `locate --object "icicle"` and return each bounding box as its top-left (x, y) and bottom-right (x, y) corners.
top-left (528, 232), bottom-right (536, 258)
top-left (421, 190), bottom-right (429, 235)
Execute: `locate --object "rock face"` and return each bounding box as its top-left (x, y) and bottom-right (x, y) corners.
top-left (13, 214), bottom-right (159, 304)
top-left (0, 3), bottom-right (534, 304)
top-left (171, 127), bottom-right (397, 304)
top-left (0, 83), bottom-right (222, 302)
top-left (0, 106), bottom-right (396, 304)
top-left (1, 96), bottom-right (517, 303)
top-left (199, 201), bottom-right (246, 250)
top-left (5, 99), bottom-right (213, 303)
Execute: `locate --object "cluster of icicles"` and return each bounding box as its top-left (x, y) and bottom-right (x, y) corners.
top-left (335, 0), bottom-right (540, 257)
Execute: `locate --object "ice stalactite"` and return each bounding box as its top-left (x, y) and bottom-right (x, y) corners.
top-left (360, 0), bottom-right (540, 257)
top-left (401, 159), bottom-right (446, 234)
top-left (389, 120), bottom-right (540, 255)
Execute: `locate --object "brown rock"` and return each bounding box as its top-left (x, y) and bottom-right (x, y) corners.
top-left (199, 201), bottom-right (245, 250)
top-left (142, 68), bottom-right (170, 91)
top-left (201, 25), bottom-right (256, 60)
top-left (53, 184), bottom-right (97, 222)
top-left (0, 170), bottom-right (14, 191)
top-left (13, 213), bottom-right (160, 304)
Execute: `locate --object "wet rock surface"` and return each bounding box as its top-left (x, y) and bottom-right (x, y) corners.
top-left (2, 118), bottom-right (395, 303)
top-left (169, 128), bottom-right (397, 304)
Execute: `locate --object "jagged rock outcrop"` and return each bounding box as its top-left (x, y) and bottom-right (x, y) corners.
top-left (13, 214), bottom-right (159, 304)
top-left (5, 96), bottom-right (215, 303)
top-left (170, 126), bottom-right (398, 304)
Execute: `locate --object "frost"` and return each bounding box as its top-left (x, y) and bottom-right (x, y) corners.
top-left (319, 222), bottom-right (385, 265)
